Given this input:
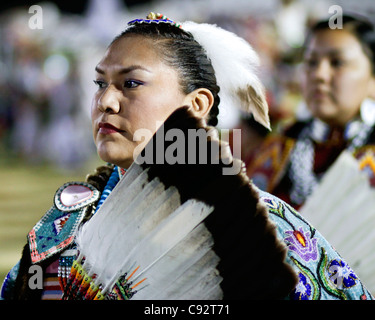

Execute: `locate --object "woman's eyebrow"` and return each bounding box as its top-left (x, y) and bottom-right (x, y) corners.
top-left (306, 48), bottom-right (344, 56)
top-left (95, 65), bottom-right (152, 75)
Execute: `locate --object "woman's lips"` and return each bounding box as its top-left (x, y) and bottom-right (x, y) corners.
top-left (312, 88), bottom-right (330, 100)
top-left (98, 122), bottom-right (125, 134)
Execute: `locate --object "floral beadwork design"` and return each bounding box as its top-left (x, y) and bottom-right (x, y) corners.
top-left (292, 273), bottom-right (312, 300)
top-left (260, 190), bottom-right (373, 300)
top-left (285, 227), bottom-right (318, 262)
top-left (328, 259), bottom-right (358, 290)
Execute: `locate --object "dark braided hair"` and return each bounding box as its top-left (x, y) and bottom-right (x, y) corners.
top-left (112, 22), bottom-right (221, 127)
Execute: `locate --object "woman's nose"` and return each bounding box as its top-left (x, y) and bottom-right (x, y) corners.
top-left (97, 86), bottom-right (121, 113)
top-left (311, 59), bottom-right (332, 83)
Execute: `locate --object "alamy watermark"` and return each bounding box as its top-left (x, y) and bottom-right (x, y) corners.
top-left (28, 5), bottom-right (43, 29)
top-left (133, 123), bottom-right (242, 176)
top-left (27, 4), bottom-right (343, 32)
top-left (329, 5), bottom-right (343, 29)
top-left (28, 265), bottom-right (43, 290)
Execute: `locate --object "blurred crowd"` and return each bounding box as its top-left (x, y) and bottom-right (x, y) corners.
top-left (0, 0), bottom-right (128, 169)
top-left (0, 0), bottom-right (374, 170)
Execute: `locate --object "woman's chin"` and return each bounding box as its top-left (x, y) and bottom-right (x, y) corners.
top-left (97, 148), bottom-right (133, 169)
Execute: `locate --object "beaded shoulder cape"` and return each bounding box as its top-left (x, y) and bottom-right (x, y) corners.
top-left (0, 163), bottom-right (116, 300)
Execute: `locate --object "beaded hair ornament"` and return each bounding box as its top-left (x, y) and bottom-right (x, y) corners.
top-left (128, 12), bottom-right (181, 28)
top-left (127, 12), bottom-right (270, 130)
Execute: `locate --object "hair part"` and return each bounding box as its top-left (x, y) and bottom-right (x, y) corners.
top-left (112, 22), bottom-right (221, 126)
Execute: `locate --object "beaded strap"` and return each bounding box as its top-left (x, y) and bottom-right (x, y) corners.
top-left (58, 251), bottom-right (75, 291)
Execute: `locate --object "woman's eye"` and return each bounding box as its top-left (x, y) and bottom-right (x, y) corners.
top-left (304, 58), bottom-right (318, 68)
top-left (331, 58), bottom-right (345, 68)
top-left (93, 80), bottom-right (106, 89)
top-left (124, 80), bottom-right (142, 89)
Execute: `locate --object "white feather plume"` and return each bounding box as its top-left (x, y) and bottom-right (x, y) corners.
top-left (300, 150), bottom-right (375, 292)
top-left (181, 21), bottom-right (270, 130)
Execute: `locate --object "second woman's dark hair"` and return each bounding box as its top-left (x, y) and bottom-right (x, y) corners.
top-left (112, 22), bottom-right (221, 127)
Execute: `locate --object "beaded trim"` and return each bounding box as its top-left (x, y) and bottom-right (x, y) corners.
top-left (61, 259), bottom-right (146, 300)
top-left (58, 249), bottom-right (77, 292)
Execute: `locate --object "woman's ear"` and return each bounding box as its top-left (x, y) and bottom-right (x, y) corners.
top-left (183, 88), bottom-right (214, 119)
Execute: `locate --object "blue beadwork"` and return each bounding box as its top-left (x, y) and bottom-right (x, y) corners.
top-left (94, 166), bottom-right (120, 214)
top-left (128, 18), bottom-right (174, 26)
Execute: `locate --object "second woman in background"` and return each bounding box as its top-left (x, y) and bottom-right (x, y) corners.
top-left (247, 14), bottom-right (375, 209)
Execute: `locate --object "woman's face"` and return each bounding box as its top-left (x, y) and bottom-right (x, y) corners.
top-left (91, 35), bottom-right (191, 168)
top-left (302, 28), bottom-right (375, 126)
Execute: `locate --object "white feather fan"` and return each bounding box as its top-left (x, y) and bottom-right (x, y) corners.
top-left (75, 164), bottom-right (218, 299)
top-left (300, 150), bottom-right (375, 292)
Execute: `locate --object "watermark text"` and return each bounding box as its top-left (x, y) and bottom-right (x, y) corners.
top-left (28, 5), bottom-right (43, 29)
top-left (328, 5), bottom-right (343, 29)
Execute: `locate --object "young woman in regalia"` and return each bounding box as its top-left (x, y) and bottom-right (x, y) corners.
top-left (247, 14), bottom-right (375, 293)
top-left (247, 15), bottom-right (375, 209)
